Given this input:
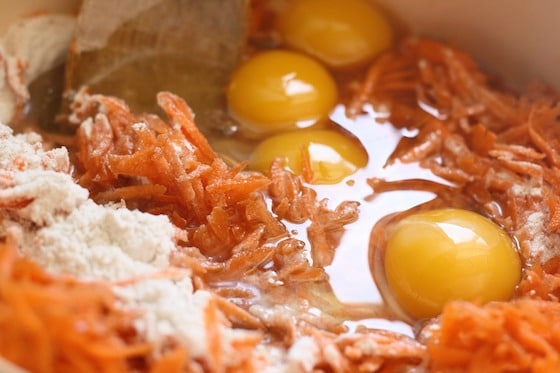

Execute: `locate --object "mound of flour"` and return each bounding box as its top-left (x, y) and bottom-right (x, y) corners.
top-left (0, 123), bottom-right (211, 356)
top-left (0, 123), bottom-right (327, 371)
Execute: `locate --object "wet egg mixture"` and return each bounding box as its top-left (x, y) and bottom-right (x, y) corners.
top-left (215, 0), bottom-right (523, 331)
top-left (6, 0), bottom-right (560, 371)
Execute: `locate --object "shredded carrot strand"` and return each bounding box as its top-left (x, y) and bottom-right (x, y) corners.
top-left (0, 235), bottom-right (154, 372)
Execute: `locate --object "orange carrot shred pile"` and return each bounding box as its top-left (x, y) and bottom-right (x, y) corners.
top-left (5, 29), bottom-right (560, 371)
top-left (349, 36), bottom-right (560, 371)
top-left (72, 91), bottom-right (359, 275)
top-left (351, 37), bottom-right (560, 299)
top-left (0, 232), bottom-right (155, 373)
top-left (427, 299), bottom-right (560, 372)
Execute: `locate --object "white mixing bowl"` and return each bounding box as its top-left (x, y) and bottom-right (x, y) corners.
top-left (3, 0), bottom-right (558, 90)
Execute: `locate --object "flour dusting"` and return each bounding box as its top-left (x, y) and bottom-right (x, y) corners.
top-left (0, 122), bottom-right (214, 359)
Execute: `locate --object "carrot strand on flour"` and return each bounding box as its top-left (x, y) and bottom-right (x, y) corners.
top-left (0, 236), bottom-right (155, 372)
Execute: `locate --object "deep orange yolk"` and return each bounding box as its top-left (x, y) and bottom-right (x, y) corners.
top-left (226, 50), bottom-right (338, 137)
top-left (276, 0), bottom-right (393, 69)
top-left (249, 129), bottom-right (368, 184)
top-left (384, 208), bottom-right (522, 320)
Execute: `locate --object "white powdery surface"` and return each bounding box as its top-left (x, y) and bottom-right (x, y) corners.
top-left (114, 279), bottom-right (211, 357)
top-left (0, 124), bottom-right (69, 173)
top-left (511, 184), bottom-right (560, 263)
top-left (0, 123), bottom-right (213, 359)
top-left (0, 122), bottom-right (325, 370)
top-left (1, 170), bottom-right (88, 227)
top-left (524, 211), bottom-right (560, 263)
top-left (18, 200), bottom-right (176, 280)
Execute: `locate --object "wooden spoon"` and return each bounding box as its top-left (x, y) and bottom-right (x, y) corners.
top-left (65, 0), bottom-right (249, 130)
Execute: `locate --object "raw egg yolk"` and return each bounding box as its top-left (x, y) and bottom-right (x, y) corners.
top-left (276, 0), bottom-right (393, 69)
top-left (226, 50), bottom-right (338, 137)
top-left (383, 208), bottom-right (521, 320)
top-left (249, 129), bottom-right (367, 184)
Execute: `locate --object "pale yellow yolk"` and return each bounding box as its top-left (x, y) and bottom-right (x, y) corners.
top-left (276, 0), bottom-right (393, 69)
top-left (226, 50), bottom-right (338, 137)
top-left (249, 129), bottom-right (367, 184)
top-left (384, 208), bottom-right (521, 320)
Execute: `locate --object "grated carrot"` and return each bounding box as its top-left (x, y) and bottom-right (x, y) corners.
top-left (0, 232), bottom-right (155, 373)
top-left (7, 28), bottom-right (560, 371)
top-left (351, 36), bottom-right (560, 371)
top-left (427, 299), bottom-right (560, 372)
top-left (353, 36), bottom-right (560, 300)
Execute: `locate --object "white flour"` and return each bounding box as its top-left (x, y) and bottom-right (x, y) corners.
top-left (0, 122), bottom-right (326, 370)
top-left (510, 184), bottom-right (560, 263)
top-left (17, 199), bottom-right (175, 280)
top-left (115, 279), bottom-right (211, 357)
top-left (0, 122), bottom-right (213, 358)
top-left (1, 170), bottom-right (88, 226)
top-left (0, 124), bottom-right (69, 173)
top-left (0, 120), bottom-right (319, 373)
